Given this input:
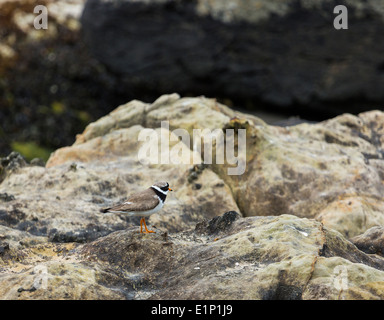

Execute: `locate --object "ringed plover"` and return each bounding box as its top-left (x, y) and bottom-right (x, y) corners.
top-left (101, 181), bottom-right (172, 233)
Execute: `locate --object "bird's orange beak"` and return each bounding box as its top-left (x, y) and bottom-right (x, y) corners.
top-left (169, 188), bottom-right (173, 191)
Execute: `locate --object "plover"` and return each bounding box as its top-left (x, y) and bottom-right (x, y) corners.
top-left (101, 182), bottom-right (172, 233)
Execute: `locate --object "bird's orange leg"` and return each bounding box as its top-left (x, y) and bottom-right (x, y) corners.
top-left (140, 218), bottom-right (143, 233)
top-left (142, 217), bottom-right (155, 233)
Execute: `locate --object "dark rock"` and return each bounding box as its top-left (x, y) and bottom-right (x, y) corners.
top-left (0, 242), bottom-right (9, 255)
top-left (17, 286), bottom-right (36, 293)
top-left (187, 164), bottom-right (207, 183)
top-left (192, 183), bottom-right (202, 190)
top-left (0, 208), bottom-right (26, 227)
top-left (262, 284), bottom-right (303, 300)
top-left (0, 152), bottom-right (27, 183)
top-left (0, 193), bottom-right (15, 202)
top-left (48, 226), bottom-right (113, 243)
top-left (195, 210), bottom-right (240, 235)
top-left (81, 0), bottom-right (384, 119)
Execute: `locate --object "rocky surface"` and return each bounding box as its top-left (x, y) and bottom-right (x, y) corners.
top-left (217, 110), bottom-right (384, 239)
top-left (81, 0), bottom-right (384, 118)
top-left (351, 226), bottom-right (384, 256)
top-left (1, 94), bottom-right (384, 299)
top-left (1, 213), bottom-right (384, 300)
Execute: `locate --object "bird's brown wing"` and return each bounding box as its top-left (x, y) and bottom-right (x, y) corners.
top-left (106, 188), bottom-right (159, 212)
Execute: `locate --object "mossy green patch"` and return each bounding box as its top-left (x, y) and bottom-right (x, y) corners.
top-left (11, 141), bottom-right (52, 162)
top-left (51, 101), bottom-right (66, 115)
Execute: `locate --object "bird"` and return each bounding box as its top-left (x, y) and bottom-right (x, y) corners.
top-left (100, 182), bottom-right (172, 233)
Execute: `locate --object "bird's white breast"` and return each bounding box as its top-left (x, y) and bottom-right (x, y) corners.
top-left (132, 197), bottom-right (164, 217)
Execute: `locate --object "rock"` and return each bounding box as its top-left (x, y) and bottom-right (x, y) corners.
top-left (1, 214), bottom-right (384, 299)
top-left (351, 226), bottom-right (384, 257)
top-left (29, 158), bottom-right (46, 167)
top-left (2, 94), bottom-right (384, 299)
top-left (69, 93), bottom-right (265, 148)
top-left (0, 193), bottom-right (15, 202)
top-left (214, 110), bottom-right (384, 238)
top-left (0, 152), bottom-right (27, 183)
top-left (0, 242), bottom-right (9, 255)
top-left (0, 152), bottom-right (46, 185)
top-left (0, 241), bottom-right (125, 299)
top-left (81, 0), bottom-right (384, 118)
top-left (0, 96), bottom-right (243, 241)
top-left (195, 210), bottom-right (240, 235)
top-left (0, 224), bottom-right (47, 250)
top-left (76, 214), bottom-right (384, 300)
top-left (3, 94), bottom-right (384, 241)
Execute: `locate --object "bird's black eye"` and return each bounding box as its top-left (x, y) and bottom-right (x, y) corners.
top-left (161, 182), bottom-right (169, 192)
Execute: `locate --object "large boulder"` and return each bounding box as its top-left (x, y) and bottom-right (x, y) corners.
top-left (81, 0), bottom-right (384, 117)
top-left (216, 110), bottom-right (384, 238)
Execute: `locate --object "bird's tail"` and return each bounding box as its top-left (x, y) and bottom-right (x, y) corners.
top-left (100, 207), bottom-right (110, 213)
